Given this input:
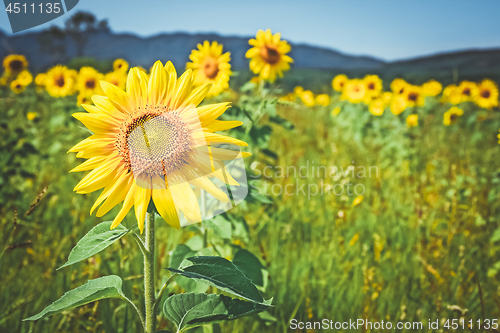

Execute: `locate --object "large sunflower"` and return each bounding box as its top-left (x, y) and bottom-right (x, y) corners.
top-left (474, 79), bottom-right (498, 109)
top-left (45, 65), bottom-right (77, 97)
top-left (77, 66), bottom-right (104, 96)
top-left (186, 41), bottom-right (232, 97)
top-left (364, 74), bottom-right (382, 97)
top-left (245, 29), bottom-right (293, 82)
top-left (69, 61), bottom-right (249, 232)
top-left (332, 74), bottom-right (348, 92)
top-left (3, 54), bottom-right (28, 74)
top-left (457, 81), bottom-right (478, 102)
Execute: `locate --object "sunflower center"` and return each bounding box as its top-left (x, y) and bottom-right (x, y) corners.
top-left (203, 58), bottom-right (219, 79)
top-left (481, 89), bottom-right (491, 98)
top-left (450, 114), bottom-right (458, 122)
top-left (9, 60), bottom-right (23, 72)
top-left (462, 87), bottom-right (471, 96)
top-left (117, 107), bottom-right (191, 180)
top-left (85, 79), bottom-right (96, 89)
top-left (55, 75), bottom-right (65, 88)
top-left (408, 92), bottom-right (418, 102)
top-left (368, 82), bottom-right (375, 90)
top-left (260, 45), bottom-right (280, 64)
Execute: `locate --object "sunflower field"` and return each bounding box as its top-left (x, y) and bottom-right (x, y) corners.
top-left (1, 27), bottom-right (500, 333)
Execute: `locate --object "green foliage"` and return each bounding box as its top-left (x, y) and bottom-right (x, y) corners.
top-left (163, 293), bottom-right (268, 333)
top-left (23, 276), bottom-right (125, 321)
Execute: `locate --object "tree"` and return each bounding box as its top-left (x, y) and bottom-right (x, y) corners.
top-left (64, 11), bottom-right (109, 56)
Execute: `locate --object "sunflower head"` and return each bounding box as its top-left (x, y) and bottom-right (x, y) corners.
top-left (332, 74), bottom-right (348, 92)
top-left (441, 84), bottom-right (461, 105)
top-left (104, 71), bottom-right (127, 90)
top-left (315, 94), bottom-right (330, 107)
top-left (364, 75), bottom-right (382, 97)
top-left (187, 41), bottom-right (232, 97)
top-left (35, 73), bottom-right (47, 86)
top-left (113, 59), bottom-right (129, 73)
top-left (78, 67), bottom-right (104, 95)
top-left (16, 70), bottom-right (33, 86)
top-left (3, 54), bottom-right (28, 74)
top-left (300, 90), bottom-right (315, 107)
top-left (474, 79), bottom-right (499, 109)
top-left (391, 78), bottom-right (408, 95)
top-left (245, 29), bottom-right (293, 82)
top-left (369, 98), bottom-right (386, 116)
top-left (457, 81), bottom-right (478, 102)
top-left (422, 80), bottom-right (442, 97)
top-left (69, 61), bottom-right (250, 232)
top-left (10, 79), bottom-right (25, 94)
top-left (404, 85), bottom-right (425, 107)
top-left (390, 95), bottom-right (407, 115)
top-left (443, 106), bottom-right (464, 126)
top-left (406, 114), bottom-right (418, 127)
top-left (341, 79), bottom-right (366, 103)
top-left (45, 65), bottom-right (77, 97)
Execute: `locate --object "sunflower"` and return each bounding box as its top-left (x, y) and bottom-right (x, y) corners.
top-left (331, 106), bottom-right (341, 116)
top-left (404, 85), bottom-right (425, 107)
top-left (300, 90), bottom-right (315, 107)
top-left (77, 67), bottom-right (104, 96)
top-left (422, 80), bottom-right (442, 96)
top-left (3, 54), bottom-right (28, 74)
top-left (332, 74), bottom-right (348, 92)
top-left (69, 61), bottom-right (250, 232)
top-left (406, 114), bottom-right (418, 127)
top-left (441, 84), bottom-right (461, 105)
top-left (341, 79), bottom-right (366, 103)
top-left (245, 29), bottom-right (293, 82)
top-left (16, 70), bottom-right (33, 86)
top-left (77, 93), bottom-right (92, 106)
top-left (315, 94), bottom-right (330, 106)
top-left (186, 41), bottom-right (232, 97)
top-left (474, 79), bottom-right (499, 109)
top-left (45, 65), bottom-right (77, 97)
top-left (457, 81), bottom-right (478, 102)
top-left (104, 71), bottom-right (127, 90)
top-left (369, 98), bottom-right (385, 116)
top-left (294, 86), bottom-right (304, 96)
top-left (113, 59), bottom-right (129, 73)
top-left (443, 107), bottom-right (463, 126)
top-left (391, 78), bottom-right (408, 95)
top-left (364, 75), bottom-right (382, 97)
top-left (10, 79), bottom-right (25, 94)
top-left (390, 95), bottom-right (407, 115)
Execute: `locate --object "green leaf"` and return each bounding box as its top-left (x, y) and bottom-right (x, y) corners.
top-left (490, 228), bottom-right (500, 243)
top-left (169, 244), bottom-right (209, 293)
top-left (232, 249), bottom-right (265, 287)
top-left (167, 256), bottom-right (265, 304)
top-left (58, 221), bottom-right (129, 269)
top-left (204, 216), bottom-right (232, 240)
top-left (163, 293), bottom-right (269, 332)
top-left (23, 275), bottom-right (125, 321)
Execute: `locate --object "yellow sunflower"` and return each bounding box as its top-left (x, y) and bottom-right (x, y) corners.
top-left (441, 84), bottom-right (461, 105)
top-left (457, 81), bottom-right (478, 102)
top-left (16, 70), bottom-right (33, 86)
top-left (3, 54), bottom-right (28, 74)
top-left (315, 94), bottom-right (330, 106)
top-left (364, 74), bottom-right (382, 97)
top-left (443, 107), bottom-right (463, 126)
top-left (341, 79), bottom-right (366, 103)
top-left (368, 98), bottom-right (385, 116)
top-left (186, 41), bottom-right (232, 97)
top-left (406, 114), bottom-right (418, 127)
top-left (390, 95), bottom-right (407, 115)
top-left (246, 29), bottom-right (293, 82)
top-left (404, 85), bottom-right (425, 107)
top-left (331, 106), bottom-right (341, 116)
top-left (422, 80), bottom-right (442, 96)
top-left (69, 61), bottom-right (250, 232)
top-left (104, 71), bottom-right (127, 90)
top-left (474, 79), bottom-right (498, 109)
top-left (300, 90), bottom-right (315, 107)
top-left (332, 74), bottom-right (348, 92)
top-left (45, 65), bottom-right (77, 97)
top-left (77, 93), bottom-right (92, 106)
top-left (10, 79), bottom-right (25, 94)
top-left (77, 67), bottom-right (104, 96)
top-left (391, 78), bottom-right (408, 95)
top-left (113, 59), bottom-right (129, 73)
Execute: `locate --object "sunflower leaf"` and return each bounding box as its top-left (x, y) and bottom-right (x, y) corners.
top-left (163, 293), bottom-right (269, 332)
top-left (166, 256), bottom-right (265, 304)
top-left (58, 221), bottom-right (129, 270)
top-left (23, 275), bottom-right (125, 321)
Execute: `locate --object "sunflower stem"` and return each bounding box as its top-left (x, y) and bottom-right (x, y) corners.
top-left (143, 211), bottom-right (156, 333)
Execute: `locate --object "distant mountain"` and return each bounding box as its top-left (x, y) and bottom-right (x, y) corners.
top-left (0, 29), bottom-right (384, 71)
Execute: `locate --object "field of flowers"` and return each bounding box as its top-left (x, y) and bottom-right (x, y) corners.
top-left (1, 28), bottom-right (500, 333)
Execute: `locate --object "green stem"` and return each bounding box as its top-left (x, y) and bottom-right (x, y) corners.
top-left (122, 295), bottom-right (146, 333)
top-left (144, 211), bottom-right (156, 333)
top-left (153, 273), bottom-right (177, 315)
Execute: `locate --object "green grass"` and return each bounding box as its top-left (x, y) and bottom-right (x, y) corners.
top-left (1, 77), bottom-right (500, 333)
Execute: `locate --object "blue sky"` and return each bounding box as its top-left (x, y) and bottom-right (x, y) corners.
top-left (1, 0), bottom-right (500, 61)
